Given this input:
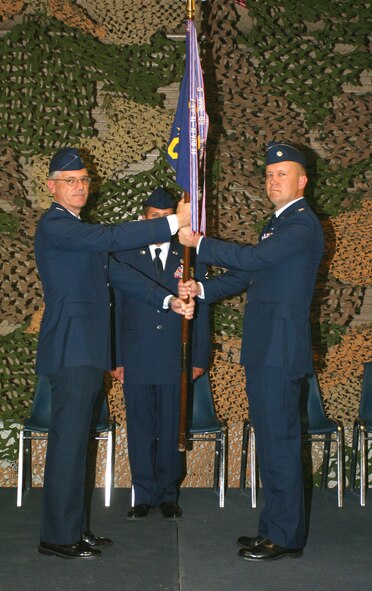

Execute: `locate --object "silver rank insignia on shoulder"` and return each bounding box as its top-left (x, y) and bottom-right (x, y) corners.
top-left (297, 208), bottom-right (305, 212)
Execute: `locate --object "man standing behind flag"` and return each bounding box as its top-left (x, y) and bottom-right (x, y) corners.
top-left (111, 187), bottom-right (210, 520)
top-left (178, 142), bottom-right (325, 561)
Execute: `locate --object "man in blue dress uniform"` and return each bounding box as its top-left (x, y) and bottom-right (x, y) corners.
top-left (34, 148), bottom-right (193, 559)
top-left (111, 187), bottom-right (211, 520)
top-left (178, 142), bottom-right (324, 561)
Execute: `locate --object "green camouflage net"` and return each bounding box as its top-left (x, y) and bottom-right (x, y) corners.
top-left (0, 1), bottom-right (370, 480)
top-left (0, 328), bottom-right (38, 461)
top-left (84, 151), bottom-right (181, 224)
top-left (243, 0), bottom-right (370, 127)
top-left (74, 0), bottom-right (185, 46)
top-left (0, 15), bottom-right (184, 156)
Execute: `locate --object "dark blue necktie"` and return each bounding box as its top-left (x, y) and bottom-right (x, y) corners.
top-left (267, 214), bottom-right (277, 230)
top-left (154, 247), bottom-right (163, 277)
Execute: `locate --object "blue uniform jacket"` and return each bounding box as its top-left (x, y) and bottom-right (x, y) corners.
top-left (34, 202), bottom-right (173, 375)
top-left (112, 243), bottom-right (211, 384)
top-left (198, 198), bottom-right (324, 376)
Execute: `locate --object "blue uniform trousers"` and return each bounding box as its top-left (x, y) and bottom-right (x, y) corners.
top-left (40, 366), bottom-right (104, 544)
top-left (245, 365), bottom-right (306, 549)
top-left (124, 383), bottom-right (185, 507)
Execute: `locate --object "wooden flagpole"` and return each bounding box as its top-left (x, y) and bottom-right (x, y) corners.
top-left (178, 0), bottom-right (195, 452)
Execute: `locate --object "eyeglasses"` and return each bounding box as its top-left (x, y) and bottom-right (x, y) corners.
top-left (52, 176), bottom-right (92, 186)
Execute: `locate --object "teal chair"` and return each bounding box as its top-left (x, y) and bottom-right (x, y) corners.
top-left (350, 361), bottom-right (372, 506)
top-left (300, 373), bottom-right (344, 507)
top-left (187, 372), bottom-right (228, 507)
top-left (240, 373), bottom-right (345, 507)
top-left (17, 375), bottom-right (115, 507)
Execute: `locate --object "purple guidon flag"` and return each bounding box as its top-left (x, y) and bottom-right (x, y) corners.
top-left (166, 20), bottom-right (209, 234)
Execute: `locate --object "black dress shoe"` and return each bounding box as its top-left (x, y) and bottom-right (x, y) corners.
top-left (127, 504), bottom-right (152, 519)
top-left (38, 540), bottom-right (101, 559)
top-left (159, 501), bottom-right (183, 519)
top-left (82, 531), bottom-right (113, 547)
top-left (239, 539), bottom-right (303, 561)
top-left (237, 535), bottom-right (265, 548)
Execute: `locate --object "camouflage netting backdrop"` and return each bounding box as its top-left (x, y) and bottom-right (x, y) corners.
top-left (0, 0), bottom-right (371, 490)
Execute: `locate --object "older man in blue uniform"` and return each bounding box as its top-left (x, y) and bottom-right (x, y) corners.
top-left (111, 188), bottom-right (211, 520)
top-left (179, 142), bottom-right (324, 561)
top-left (34, 148), bottom-right (193, 559)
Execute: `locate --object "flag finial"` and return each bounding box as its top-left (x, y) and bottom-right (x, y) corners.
top-left (186, 0), bottom-right (195, 20)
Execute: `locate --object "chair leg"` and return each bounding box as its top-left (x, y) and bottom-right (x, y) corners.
top-left (104, 430), bottom-right (113, 507)
top-left (360, 425), bottom-right (366, 507)
top-left (218, 428), bottom-right (226, 508)
top-left (16, 430), bottom-right (24, 507)
top-left (24, 431), bottom-right (32, 493)
top-left (213, 440), bottom-right (220, 492)
top-left (239, 421), bottom-right (250, 491)
top-left (336, 426), bottom-right (344, 508)
top-left (250, 427), bottom-right (257, 509)
top-left (350, 423), bottom-right (359, 492)
top-left (321, 436), bottom-right (331, 490)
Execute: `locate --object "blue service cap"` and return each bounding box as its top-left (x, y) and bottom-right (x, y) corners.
top-left (266, 141), bottom-right (307, 168)
top-left (144, 187), bottom-right (175, 210)
top-left (49, 147), bottom-right (86, 175)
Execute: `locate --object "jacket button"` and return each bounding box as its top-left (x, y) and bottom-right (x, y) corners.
top-left (156, 325), bottom-right (163, 330)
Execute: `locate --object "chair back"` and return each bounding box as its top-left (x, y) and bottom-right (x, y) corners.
top-left (24, 375), bottom-right (110, 433)
top-left (359, 361), bottom-right (372, 422)
top-left (300, 374), bottom-right (336, 434)
top-left (188, 373), bottom-right (221, 434)
top-left (24, 375), bottom-right (51, 432)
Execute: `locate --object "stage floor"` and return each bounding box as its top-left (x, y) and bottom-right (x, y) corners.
top-left (1, 488), bottom-right (371, 591)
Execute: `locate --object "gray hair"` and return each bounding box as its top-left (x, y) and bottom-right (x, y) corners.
top-left (49, 171), bottom-right (62, 179)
